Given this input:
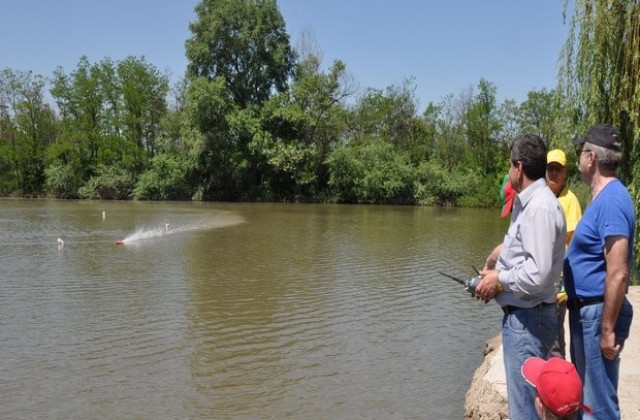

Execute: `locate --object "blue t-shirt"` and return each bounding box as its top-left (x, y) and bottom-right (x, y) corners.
top-left (564, 179), bottom-right (635, 299)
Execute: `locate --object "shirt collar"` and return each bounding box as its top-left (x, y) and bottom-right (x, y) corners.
top-left (514, 178), bottom-right (547, 210)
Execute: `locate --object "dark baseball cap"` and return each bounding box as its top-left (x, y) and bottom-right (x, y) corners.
top-left (572, 124), bottom-right (621, 151)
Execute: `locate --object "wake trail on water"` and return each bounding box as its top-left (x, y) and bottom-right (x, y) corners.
top-left (119, 214), bottom-right (244, 245)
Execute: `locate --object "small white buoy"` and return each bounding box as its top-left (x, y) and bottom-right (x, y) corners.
top-left (102, 211), bottom-right (106, 220)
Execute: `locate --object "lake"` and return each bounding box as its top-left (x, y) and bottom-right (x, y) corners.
top-left (0, 199), bottom-right (507, 419)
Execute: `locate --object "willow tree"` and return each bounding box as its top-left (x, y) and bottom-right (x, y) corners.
top-left (560, 0), bottom-right (640, 268)
top-left (560, 0), bottom-right (630, 126)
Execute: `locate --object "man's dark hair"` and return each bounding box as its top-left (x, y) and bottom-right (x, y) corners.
top-left (510, 134), bottom-right (547, 180)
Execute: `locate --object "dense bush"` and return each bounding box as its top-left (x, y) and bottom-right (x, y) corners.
top-left (78, 165), bottom-right (135, 200)
top-left (132, 154), bottom-right (196, 200)
top-left (327, 139), bottom-right (414, 204)
top-left (325, 144), bottom-right (365, 203)
top-left (44, 161), bottom-right (83, 199)
top-left (414, 160), bottom-right (474, 206)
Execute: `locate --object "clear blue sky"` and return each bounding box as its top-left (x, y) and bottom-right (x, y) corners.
top-left (1, 1), bottom-right (569, 110)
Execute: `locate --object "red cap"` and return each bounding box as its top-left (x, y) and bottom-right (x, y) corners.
top-left (501, 179), bottom-right (516, 218)
top-left (522, 357), bottom-right (592, 417)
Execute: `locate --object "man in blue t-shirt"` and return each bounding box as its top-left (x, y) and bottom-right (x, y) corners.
top-left (564, 124), bottom-right (635, 419)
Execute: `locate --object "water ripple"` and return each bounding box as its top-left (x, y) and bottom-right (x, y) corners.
top-left (0, 201), bottom-right (505, 419)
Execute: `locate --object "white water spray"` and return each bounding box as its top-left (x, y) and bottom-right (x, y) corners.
top-left (116, 214), bottom-right (243, 246)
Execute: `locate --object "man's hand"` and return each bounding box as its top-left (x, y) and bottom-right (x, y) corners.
top-left (474, 270), bottom-right (501, 303)
top-left (601, 330), bottom-right (621, 360)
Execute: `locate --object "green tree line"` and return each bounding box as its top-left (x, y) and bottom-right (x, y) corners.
top-left (0, 0), bottom-right (581, 208)
top-left (0, 1), bottom-right (638, 252)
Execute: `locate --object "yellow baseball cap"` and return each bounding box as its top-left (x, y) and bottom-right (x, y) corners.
top-left (547, 149), bottom-right (566, 166)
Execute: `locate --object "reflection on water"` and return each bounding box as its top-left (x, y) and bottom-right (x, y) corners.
top-left (0, 200), bottom-right (506, 419)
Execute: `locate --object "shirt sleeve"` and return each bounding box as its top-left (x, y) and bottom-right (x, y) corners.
top-left (600, 191), bottom-right (633, 243)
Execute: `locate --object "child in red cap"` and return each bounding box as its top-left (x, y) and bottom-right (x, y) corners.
top-left (521, 357), bottom-right (592, 419)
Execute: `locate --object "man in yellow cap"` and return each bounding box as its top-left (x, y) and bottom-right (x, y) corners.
top-left (546, 149), bottom-right (582, 358)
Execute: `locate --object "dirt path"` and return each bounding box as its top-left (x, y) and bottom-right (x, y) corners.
top-left (617, 285), bottom-right (640, 418)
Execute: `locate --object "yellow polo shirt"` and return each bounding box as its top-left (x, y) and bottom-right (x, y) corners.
top-left (557, 186), bottom-right (582, 247)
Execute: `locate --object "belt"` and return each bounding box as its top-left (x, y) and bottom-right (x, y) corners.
top-left (566, 296), bottom-right (604, 310)
top-left (502, 302), bottom-right (555, 315)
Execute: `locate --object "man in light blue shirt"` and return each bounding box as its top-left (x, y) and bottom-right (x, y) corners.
top-left (475, 133), bottom-right (567, 420)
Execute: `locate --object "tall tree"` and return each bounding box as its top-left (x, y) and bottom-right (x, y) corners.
top-left (465, 79), bottom-right (502, 175)
top-left (259, 57), bottom-right (351, 198)
top-left (431, 92), bottom-right (469, 170)
top-left (184, 0), bottom-right (296, 198)
top-left (183, 76), bottom-right (238, 199)
top-left (185, 0), bottom-right (295, 108)
top-left (0, 69), bottom-right (55, 194)
top-left (350, 79), bottom-right (420, 148)
top-left (50, 57), bottom-right (169, 175)
top-left (518, 89), bottom-right (558, 145)
top-left (118, 56), bottom-right (169, 165)
top-left (50, 57), bottom-right (104, 173)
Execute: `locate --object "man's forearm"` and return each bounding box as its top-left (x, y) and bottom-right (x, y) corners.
top-left (485, 244), bottom-right (502, 270)
top-left (602, 236), bottom-right (630, 335)
top-left (602, 271), bottom-right (627, 334)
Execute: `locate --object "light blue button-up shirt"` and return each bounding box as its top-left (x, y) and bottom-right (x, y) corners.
top-left (495, 178), bottom-right (566, 308)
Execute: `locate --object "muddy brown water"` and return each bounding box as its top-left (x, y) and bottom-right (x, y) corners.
top-left (0, 200), bottom-right (506, 419)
